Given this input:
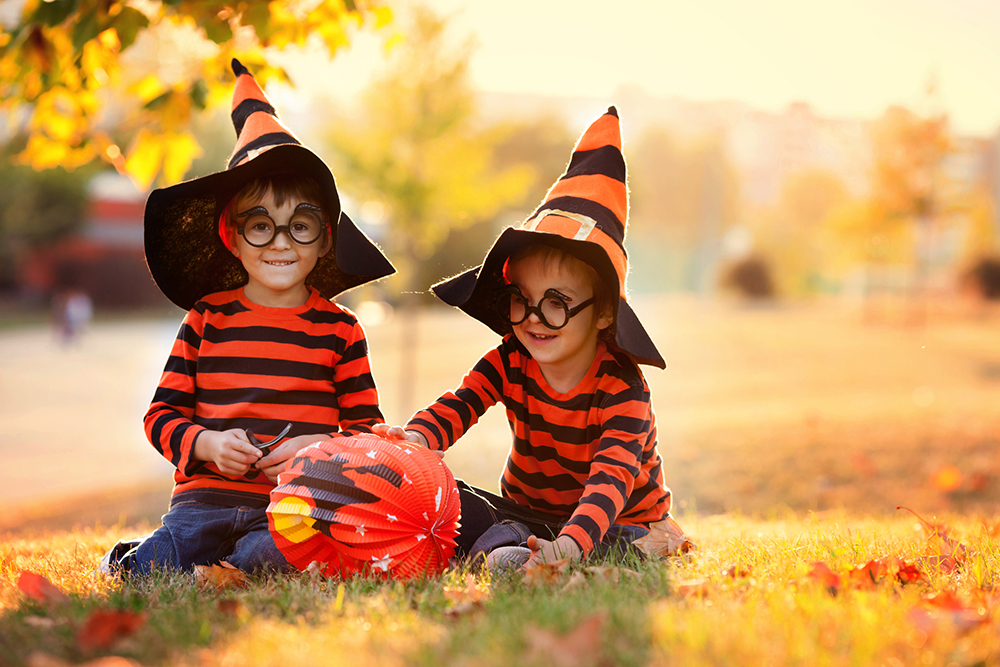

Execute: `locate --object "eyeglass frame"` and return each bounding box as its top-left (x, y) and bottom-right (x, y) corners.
top-left (234, 203), bottom-right (328, 248)
top-left (495, 284), bottom-right (596, 330)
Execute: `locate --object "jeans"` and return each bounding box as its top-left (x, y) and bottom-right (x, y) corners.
top-left (123, 500), bottom-right (291, 575)
top-left (455, 480), bottom-right (650, 562)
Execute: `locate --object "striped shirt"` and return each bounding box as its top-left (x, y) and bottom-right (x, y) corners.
top-left (407, 337), bottom-right (670, 553)
top-left (144, 287), bottom-right (383, 508)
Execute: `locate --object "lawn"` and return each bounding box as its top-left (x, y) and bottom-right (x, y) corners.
top-left (2, 294), bottom-right (999, 664)
top-left (2, 512), bottom-right (999, 666)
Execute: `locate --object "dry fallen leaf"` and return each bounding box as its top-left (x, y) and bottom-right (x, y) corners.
top-left (28, 653), bottom-right (142, 667)
top-left (76, 610), bottom-right (146, 651)
top-left (897, 506), bottom-right (968, 571)
top-left (807, 562), bottom-right (842, 595)
top-left (443, 574), bottom-right (491, 610)
top-left (633, 517), bottom-right (695, 559)
top-left (216, 598), bottom-right (246, 617)
top-left (908, 591), bottom-right (989, 638)
top-left (18, 572), bottom-right (68, 605)
top-left (523, 612), bottom-right (607, 667)
top-left (674, 578), bottom-right (712, 599)
top-left (522, 558), bottom-right (571, 586)
top-left (193, 561), bottom-right (248, 591)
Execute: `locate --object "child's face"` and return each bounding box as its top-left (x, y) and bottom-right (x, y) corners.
top-left (505, 253), bottom-right (613, 390)
top-left (229, 186), bottom-right (331, 307)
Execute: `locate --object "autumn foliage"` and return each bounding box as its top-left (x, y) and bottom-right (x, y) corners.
top-left (0, 0), bottom-right (391, 188)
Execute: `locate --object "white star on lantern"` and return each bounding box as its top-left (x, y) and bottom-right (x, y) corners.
top-left (366, 450), bottom-right (377, 459)
top-left (386, 513), bottom-right (398, 522)
top-left (371, 554), bottom-right (392, 572)
top-left (356, 524), bottom-right (367, 535)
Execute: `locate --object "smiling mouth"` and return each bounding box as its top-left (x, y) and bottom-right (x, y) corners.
top-left (528, 332), bottom-right (556, 341)
top-left (264, 260), bottom-right (295, 266)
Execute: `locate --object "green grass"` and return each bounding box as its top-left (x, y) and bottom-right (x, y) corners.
top-left (3, 512), bottom-right (1000, 666)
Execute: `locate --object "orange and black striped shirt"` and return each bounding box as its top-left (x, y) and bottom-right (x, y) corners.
top-left (407, 337), bottom-right (670, 554)
top-left (144, 287), bottom-right (383, 508)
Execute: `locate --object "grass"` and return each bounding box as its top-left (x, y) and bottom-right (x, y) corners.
top-left (3, 512), bottom-right (1000, 666)
top-left (4, 296), bottom-right (1000, 664)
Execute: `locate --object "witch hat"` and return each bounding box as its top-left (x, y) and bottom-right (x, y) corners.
top-left (144, 59), bottom-right (394, 311)
top-left (432, 107), bottom-right (664, 368)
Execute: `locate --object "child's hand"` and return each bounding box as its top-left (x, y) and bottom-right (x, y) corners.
top-left (524, 534), bottom-right (583, 568)
top-left (257, 433), bottom-right (330, 483)
top-left (371, 424), bottom-right (442, 457)
top-left (193, 428), bottom-right (261, 476)
top-left (372, 423), bottom-right (421, 443)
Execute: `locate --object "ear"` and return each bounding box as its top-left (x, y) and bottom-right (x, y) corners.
top-left (596, 304), bottom-right (614, 332)
top-left (226, 226), bottom-right (241, 258)
top-left (317, 229), bottom-right (333, 258)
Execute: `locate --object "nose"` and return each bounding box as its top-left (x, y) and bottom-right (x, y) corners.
top-left (270, 228), bottom-right (293, 249)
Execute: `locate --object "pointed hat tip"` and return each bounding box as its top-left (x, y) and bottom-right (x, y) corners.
top-left (606, 106), bottom-right (619, 118)
top-left (232, 58), bottom-right (250, 77)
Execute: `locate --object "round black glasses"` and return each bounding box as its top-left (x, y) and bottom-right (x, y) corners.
top-left (496, 285), bottom-right (595, 330)
top-left (236, 204), bottom-right (327, 248)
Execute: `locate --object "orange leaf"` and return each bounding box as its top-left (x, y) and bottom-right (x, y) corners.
top-left (443, 575), bottom-right (490, 606)
top-left (216, 598), bottom-right (245, 617)
top-left (522, 558), bottom-right (571, 586)
top-left (846, 559), bottom-right (885, 589)
top-left (632, 516), bottom-right (695, 558)
top-left (76, 610), bottom-right (146, 651)
top-left (897, 506), bottom-right (968, 565)
top-left (807, 562), bottom-right (842, 594)
top-left (18, 572), bottom-right (68, 605)
top-left (675, 578), bottom-right (712, 599)
top-left (193, 561), bottom-right (248, 591)
top-left (523, 612), bottom-right (607, 667)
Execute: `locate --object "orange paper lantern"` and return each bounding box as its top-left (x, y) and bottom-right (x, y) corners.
top-left (267, 434), bottom-right (461, 579)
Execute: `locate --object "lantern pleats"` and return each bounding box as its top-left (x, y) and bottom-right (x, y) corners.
top-left (267, 434), bottom-right (461, 579)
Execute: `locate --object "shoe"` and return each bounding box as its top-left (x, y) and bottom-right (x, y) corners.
top-left (485, 546), bottom-right (531, 573)
top-left (97, 538), bottom-right (143, 576)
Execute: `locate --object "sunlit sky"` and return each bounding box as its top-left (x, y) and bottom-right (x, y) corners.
top-left (305, 0), bottom-right (1000, 136)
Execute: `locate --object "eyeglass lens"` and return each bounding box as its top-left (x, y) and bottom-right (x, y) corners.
top-left (239, 208), bottom-right (324, 247)
top-left (508, 292), bottom-right (571, 329)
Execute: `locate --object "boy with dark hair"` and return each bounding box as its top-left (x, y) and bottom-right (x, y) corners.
top-left (101, 59), bottom-right (394, 575)
top-left (376, 107), bottom-right (671, 569)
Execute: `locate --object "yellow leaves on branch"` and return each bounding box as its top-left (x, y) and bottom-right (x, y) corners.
top-left (2, 0), bottom-right (390, 185)
top-left (124, 129), bottom-right (203, 191)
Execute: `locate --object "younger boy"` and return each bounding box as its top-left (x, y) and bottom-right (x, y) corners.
top-left (101, 59), bottom-right (394, 575)
top-left (376, 108), bottom-right (670, 568)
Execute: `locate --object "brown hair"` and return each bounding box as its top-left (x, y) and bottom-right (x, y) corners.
top-left (227, 173), bottom-right (326, 220)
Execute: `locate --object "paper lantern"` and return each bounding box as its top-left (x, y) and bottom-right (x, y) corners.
top-left (267, 434), bottom-right (461, 579)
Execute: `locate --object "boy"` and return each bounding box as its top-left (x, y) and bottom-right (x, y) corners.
top-left (376, 108), bottom-right (670, 569)
top-left (101, 59), bottom-right (394, 575)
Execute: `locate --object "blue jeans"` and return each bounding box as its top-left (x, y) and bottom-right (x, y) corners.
top-left (124, 500), bottom-right (291, 575)
top-left (456, 480), bottom-right (650, 562)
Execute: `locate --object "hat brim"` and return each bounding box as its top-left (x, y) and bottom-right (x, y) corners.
top-left (144, 144), bottom-right (394, 310)
top-left (432, 228), bottom-right (665, 369)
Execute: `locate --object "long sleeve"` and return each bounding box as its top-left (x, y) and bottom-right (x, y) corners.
top-left (406, 346), bottom-right (506, 451)
top-left (333, 316), bottom-right (384, 435)
top-left (144, 308), bottom-right (208, 478)
top-left (558, 382), bottom-right (652, 553)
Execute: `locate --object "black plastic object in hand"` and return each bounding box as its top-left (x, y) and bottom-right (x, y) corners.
top-left (245, 422), bottom-right (292, 456)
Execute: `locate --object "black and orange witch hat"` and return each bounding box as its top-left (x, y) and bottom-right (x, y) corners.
top-left (144, 59), bottom-right (394, 310)
top-left (432, 107), bottom-right (664, 368)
